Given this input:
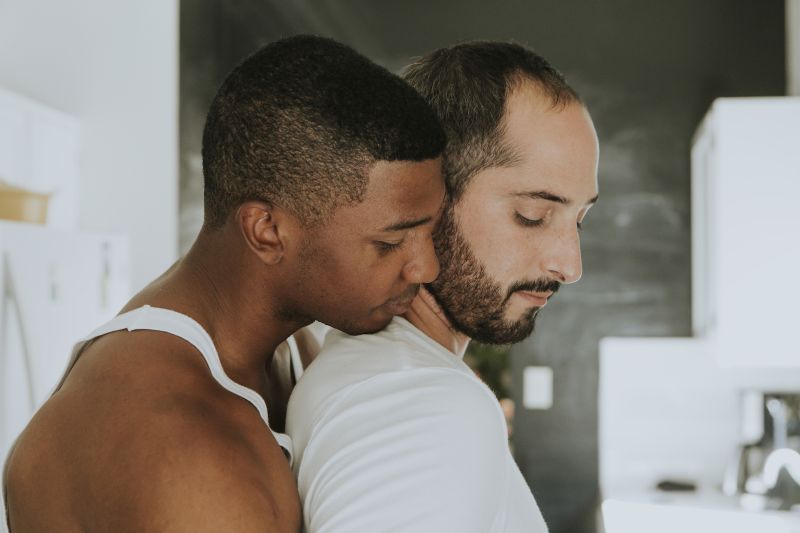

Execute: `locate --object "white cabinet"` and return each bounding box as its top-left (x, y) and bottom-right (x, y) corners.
top-left (691, 98), bottom-right (800, 367)
top-left (0, 88), bottom-right (80, 229)
top-left (0, 221), bottom-right (130, 463)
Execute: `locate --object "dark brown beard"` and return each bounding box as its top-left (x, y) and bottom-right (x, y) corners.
top-left (426, 202), bottom-right (546, 345)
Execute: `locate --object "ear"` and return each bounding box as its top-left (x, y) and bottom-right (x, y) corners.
top-left (236, 201), bottom-right (293, 266)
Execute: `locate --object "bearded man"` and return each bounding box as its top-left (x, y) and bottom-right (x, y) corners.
top-left (286, 41), bottom-right (599, 533)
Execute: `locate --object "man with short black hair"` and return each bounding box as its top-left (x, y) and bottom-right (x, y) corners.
top-left (288, 41), bottom-right (599, 533)
top-left (4, 35), bottom-right (446, 533)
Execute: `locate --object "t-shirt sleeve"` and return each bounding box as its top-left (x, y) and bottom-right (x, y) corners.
top-left (296, 368), bottom-right (510, 533)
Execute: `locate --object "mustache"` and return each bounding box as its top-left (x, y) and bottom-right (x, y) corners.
top-left (505, 279), bottom-right (561, 301)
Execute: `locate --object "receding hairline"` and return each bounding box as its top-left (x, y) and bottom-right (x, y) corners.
top-left (491, 75), bottom-right (586, 171)
top-left (508, 66), bottom-right (582, 106)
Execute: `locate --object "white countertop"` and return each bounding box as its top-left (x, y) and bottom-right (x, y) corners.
top-left (602, 490), bottom-right (800, 533)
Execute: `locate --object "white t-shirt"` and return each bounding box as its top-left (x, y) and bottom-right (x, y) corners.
top-left (286, 316), bottom-right (548, 533)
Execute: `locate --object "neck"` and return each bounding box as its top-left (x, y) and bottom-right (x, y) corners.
top-left (131, 227), bottom-right (308, 392)
top-left (402, 287), bottom-right (470, 358)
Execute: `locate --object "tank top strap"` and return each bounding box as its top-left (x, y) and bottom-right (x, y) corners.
top-left (80, 305), bottom-right (293, 464)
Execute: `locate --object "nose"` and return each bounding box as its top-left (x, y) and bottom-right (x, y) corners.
top-left (543, 226), bottom-right (583, 284)
top-left (403, 237), bottom-right (440, 284)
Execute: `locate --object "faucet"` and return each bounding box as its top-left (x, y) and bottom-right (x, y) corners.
top-left (762, 448), bottom-right (800, 490)
top-left (759, 447), bottom-right (800, 510)
top-left (767, 398), bottom-right (789, 450)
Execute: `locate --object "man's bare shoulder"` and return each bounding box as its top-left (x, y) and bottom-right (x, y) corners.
top-left (7, 331), bottom-right (300, 532)
top-left (89, 334), bottom-right (300, 531)
top-left (138, 406), bottom-right (301, 533)
top-left (128, 364), bottom-right (299, 531)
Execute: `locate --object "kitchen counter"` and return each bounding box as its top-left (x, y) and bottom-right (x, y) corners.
top-left (602, 490), bottom-right (800, 533)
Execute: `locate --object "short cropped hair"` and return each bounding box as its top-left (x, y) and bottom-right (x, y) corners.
top-left (202, 35), bottom-right (446, 228)
top-left (403, 41), bottom-right (580, 199)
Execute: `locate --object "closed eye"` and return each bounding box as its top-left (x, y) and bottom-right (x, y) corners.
top-left (374, 240), bottom-right (404, 255)
top-left (515, 213), bottom-right (544, 228)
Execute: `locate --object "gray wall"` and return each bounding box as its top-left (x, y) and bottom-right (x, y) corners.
top-left (180, 2), bottom-right (786, 531)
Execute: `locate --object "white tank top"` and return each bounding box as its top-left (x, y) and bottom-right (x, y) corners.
top-left (65, 305), bottom-right (296, 459)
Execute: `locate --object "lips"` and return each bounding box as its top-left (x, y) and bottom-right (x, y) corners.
top-left (514, 290), bottom-right (552, 307)
top-left (384, 296), bottom-right (414, 315)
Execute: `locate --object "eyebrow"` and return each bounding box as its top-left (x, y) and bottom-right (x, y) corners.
top-left (381, 216), bottom-right (434, 232)
top-left (514, 191), bottom-right (599, 206)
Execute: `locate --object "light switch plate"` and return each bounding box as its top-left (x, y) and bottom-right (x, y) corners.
top-left (523, 366), bottom-right (553, 410)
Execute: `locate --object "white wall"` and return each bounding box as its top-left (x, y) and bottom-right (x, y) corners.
top-left (0, 0), bottom-right (179, 291)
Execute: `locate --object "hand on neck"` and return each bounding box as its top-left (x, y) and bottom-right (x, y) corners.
top-left (403, 286), bottom-right (470, 358)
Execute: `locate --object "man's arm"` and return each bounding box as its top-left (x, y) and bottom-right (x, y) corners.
top-left (295, 368), bottom-right (508, 533)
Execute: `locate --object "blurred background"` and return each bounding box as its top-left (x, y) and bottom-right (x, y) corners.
top-left (2, 1), bottom-right (800, 532)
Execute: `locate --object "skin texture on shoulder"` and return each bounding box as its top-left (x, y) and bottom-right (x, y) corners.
top-left (5, 323), bottom-right (300, 533)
